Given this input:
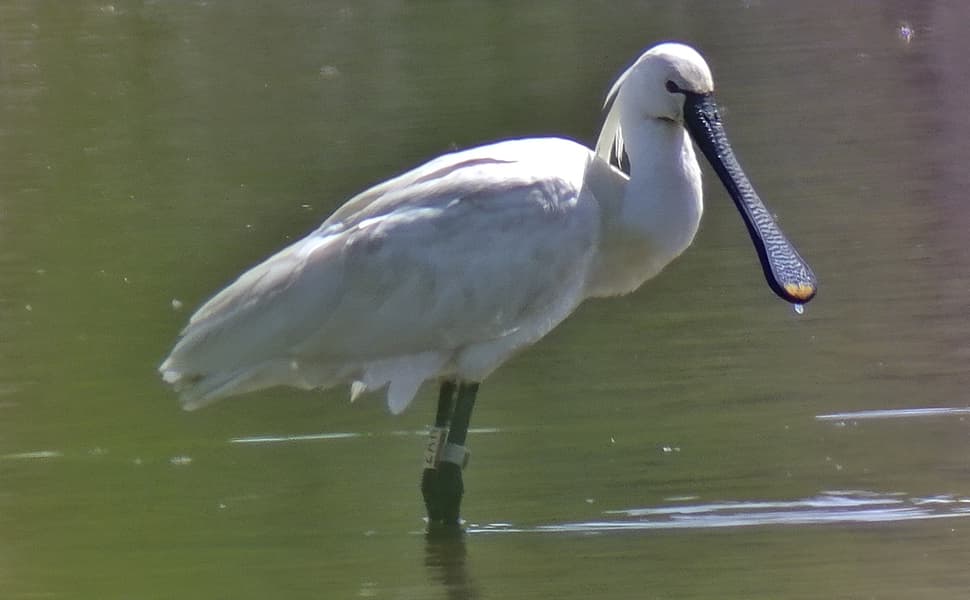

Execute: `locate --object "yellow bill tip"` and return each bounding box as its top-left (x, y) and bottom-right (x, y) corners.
top-left (784, 282), bottom-right (816, 303)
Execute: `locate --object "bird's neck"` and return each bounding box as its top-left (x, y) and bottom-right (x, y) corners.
top-left (585, 118), bottom-right (704, 297)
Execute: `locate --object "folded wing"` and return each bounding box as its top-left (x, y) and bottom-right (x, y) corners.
top-left (160, 139), bottom-right (599, 411)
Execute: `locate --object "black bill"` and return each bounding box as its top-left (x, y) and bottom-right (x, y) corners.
top-left (684, 92), bottom-right (817, 305)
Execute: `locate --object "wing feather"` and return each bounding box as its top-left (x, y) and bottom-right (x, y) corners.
top-left (160, 138), bottom-right (598, 408)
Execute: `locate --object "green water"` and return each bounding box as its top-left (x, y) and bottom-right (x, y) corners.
top-left (3, 1), bottom-right (970, 598)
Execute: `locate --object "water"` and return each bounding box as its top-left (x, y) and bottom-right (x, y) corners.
top-left (3, 1), bottom-right (970, 598)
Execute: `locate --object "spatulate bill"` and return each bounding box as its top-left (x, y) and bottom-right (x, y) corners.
top-left (683, 92), bottom-right (817, 304)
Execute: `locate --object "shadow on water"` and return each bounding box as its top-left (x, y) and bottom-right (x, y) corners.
top-left (468, 490), bottom-right (970, 534)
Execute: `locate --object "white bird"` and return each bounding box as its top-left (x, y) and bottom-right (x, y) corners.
top-left (160, 42), bottom-right (816, 529)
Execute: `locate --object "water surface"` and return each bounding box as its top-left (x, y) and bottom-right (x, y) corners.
top-left (3, 1), bottom-right (970, 598)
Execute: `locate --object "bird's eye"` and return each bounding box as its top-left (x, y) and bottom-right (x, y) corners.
top-left (665, 80), bottom-right (681, 93)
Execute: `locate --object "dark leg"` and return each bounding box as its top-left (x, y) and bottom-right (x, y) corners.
top-left (446, 382), bottom-right (478, 449)
top-left (422, 381), bottom-right (479, 532)
top-left (422, 381), bottom-right (457, 522)
top-left (436, 382), bottom-right (478, 525)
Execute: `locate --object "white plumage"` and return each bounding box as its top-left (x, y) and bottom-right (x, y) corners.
top-left (164, 138), bottom-right (618, 411)
top-left (161, 43), bottom-right (806, 413)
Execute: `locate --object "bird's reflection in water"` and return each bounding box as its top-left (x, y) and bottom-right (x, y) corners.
top-left (424, 530), bottom-right (480, 600)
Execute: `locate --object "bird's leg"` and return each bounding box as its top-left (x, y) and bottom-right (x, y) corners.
top-left (429, 382), bottom-right (478, 530)
top-left (422, 380), bottom-right (458, 523)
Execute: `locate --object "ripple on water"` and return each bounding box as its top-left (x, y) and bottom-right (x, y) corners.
top-left (469, 490), bottom-right (970, 534)
top-left (229, 427), bottom-right (502, 445)
top-left (0, 450), bottom-right (62, 460)
top-left (816, 407), bottom-right (970, 421)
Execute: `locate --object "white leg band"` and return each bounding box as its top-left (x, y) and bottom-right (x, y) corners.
top-left (440, 443), bottom-right (470, 469)
top-left (423, 426), bottom-right (448, 470)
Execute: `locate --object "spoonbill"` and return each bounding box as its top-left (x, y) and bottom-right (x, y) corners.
top-left (160, 42), bottom-right (816, 530)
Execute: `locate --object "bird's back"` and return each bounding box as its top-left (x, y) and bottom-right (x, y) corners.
top-left (160, 138), bottom-right (601, 411)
